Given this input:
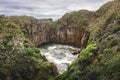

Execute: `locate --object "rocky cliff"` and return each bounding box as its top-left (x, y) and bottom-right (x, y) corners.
top-left (9, 11), bottom-right (93, 48)
top-left (47, 26), bottom-right (87, 47)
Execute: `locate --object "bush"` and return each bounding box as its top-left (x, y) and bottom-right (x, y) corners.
top-left (99, 52), bottom-right (120, 80)
top-left (103, 48), bottom-right (112, 54)
top-left (55, 43), bottom-right (97, 80)
top-left (110, 38), bottom-right (119, 46)
top-left (116, 14), bottom-right (120, 23)
top-left (78, 43), bottom-right (97, 62)
top-left (113, 26), bottom-right (120, 33)
top-left (0, 17), bottom-right (56, 80)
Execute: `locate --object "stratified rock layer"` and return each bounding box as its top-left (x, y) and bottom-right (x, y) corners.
top-left (9, 11), bottom-right (92, 48)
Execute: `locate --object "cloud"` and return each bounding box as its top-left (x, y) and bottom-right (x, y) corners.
top-left (0, 0), bottom-right (111, 20)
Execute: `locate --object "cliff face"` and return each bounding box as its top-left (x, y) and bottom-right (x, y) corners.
top-left (47, 26), bottom-right (87, 47)
top-left (21, 25), bottom-right (86, 47)
top-left (9, 13), bottom-right (92, 48)
top-left (8, 16), bottom-right (52, 46)
top-left (23, 25), bottom-right (88, 48)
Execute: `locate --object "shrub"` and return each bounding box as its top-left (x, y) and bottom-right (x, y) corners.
top-left (103, 48), bottom-right (111, 54)
top-left (110, 38), bottom-right (119, 46)
top-left (99, 52), bottom-right (120, 80)
top-left (55, 43), bottom-right (97, 80)
top-left (78, 43), bottom-right (97, 62)
top-left (0, 17), bottom-right (56, 80)
top-left (116, 14), bottom-right (120, 23)
top-left (113, 26), bottom-right (120, 33)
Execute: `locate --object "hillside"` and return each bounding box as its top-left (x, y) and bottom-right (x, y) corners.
top-left (53, 10), bottom-right (95, 28)
top-left (0, 16), bottom-right (58, 80)
top-left (55, 0), bottom-right (120, 80)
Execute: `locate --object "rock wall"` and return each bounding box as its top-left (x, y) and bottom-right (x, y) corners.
top-left (48, 26), bottom-right (87, 47)
top-left (25, 26), bottom-right (88, 47)
top-left (9, 16), bottom-right (89, 48)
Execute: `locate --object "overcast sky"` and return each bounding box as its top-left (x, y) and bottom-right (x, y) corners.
top-left (0, 0), bottom-right (111, 20)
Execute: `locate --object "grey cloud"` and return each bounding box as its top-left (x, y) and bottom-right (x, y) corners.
top-left (0, 0), bottom-right (111, 20)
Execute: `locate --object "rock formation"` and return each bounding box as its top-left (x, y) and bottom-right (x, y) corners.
top-left (69, 49), bottom-right (80, 55)
top-left (9, 10), bottom-right (93, 48)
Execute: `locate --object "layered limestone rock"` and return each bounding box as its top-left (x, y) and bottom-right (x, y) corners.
top-left (9, 11), bottom-right (92, 48)
top-left (48, 26), bottom-right (86, 47)
top-left (25, 26), bottom-right (88, 47)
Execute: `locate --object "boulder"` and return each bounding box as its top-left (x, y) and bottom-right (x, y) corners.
top-left (69, 49), bottom-right (80, 55)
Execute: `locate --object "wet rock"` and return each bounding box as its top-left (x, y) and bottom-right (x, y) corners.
top-left (69, 49), bottom-right (80, 55)
top-left (48, 62), bottom-right (59, 76)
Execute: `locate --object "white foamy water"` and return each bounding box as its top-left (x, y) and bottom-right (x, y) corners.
top-left (39, 44), bottom-right (79, 74)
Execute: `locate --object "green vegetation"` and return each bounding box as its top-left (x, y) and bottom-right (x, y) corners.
top-left (0, 16), bottom-right (56, 80)
top-left (87, 52), bottom-right (120, 80)
top-left (8, 16), bottom-right (53, 40)
top-left (113, 26), bottom-right (120, 33)
top-left (77, 43), bottom-right (96, 63)
top-left (55, 44), bottom-right (120, 80)
top-left (55, 0), bottom-right (120, 80)
top-left (116, 14), bottom-right (120, 23)
top-left (55, 43), bottom-right (97, 80)
top-left (53, 10), bottom-right (95, 28)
